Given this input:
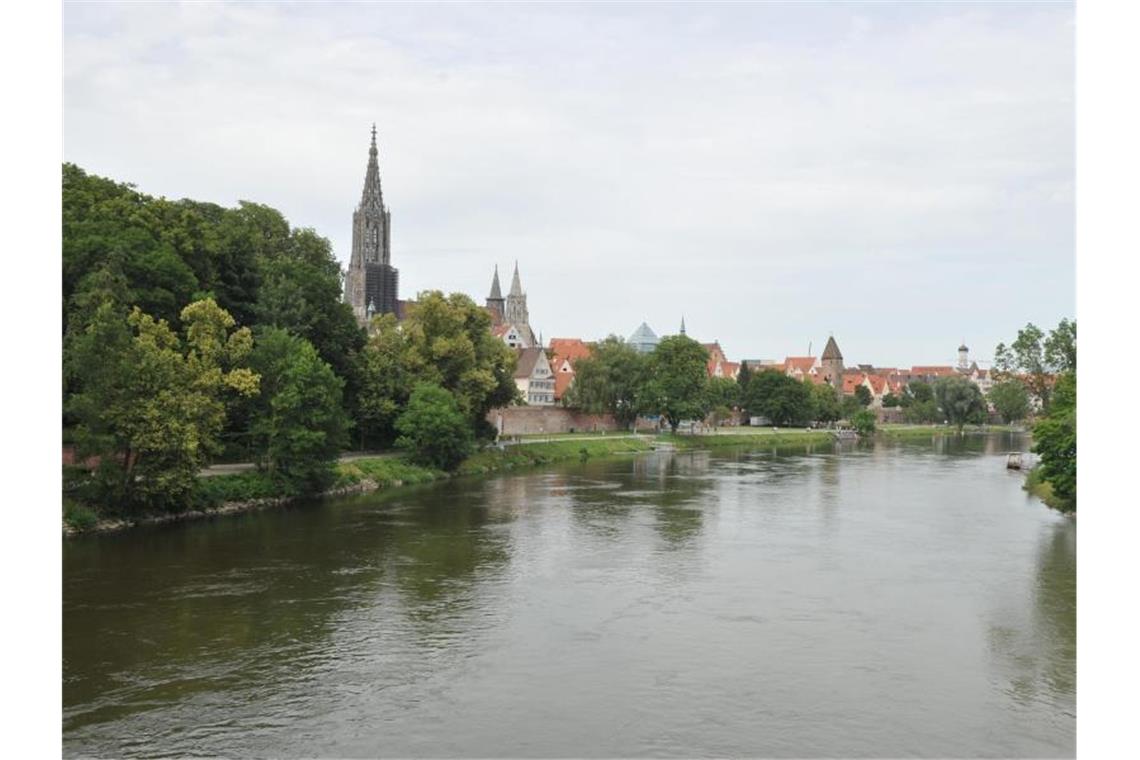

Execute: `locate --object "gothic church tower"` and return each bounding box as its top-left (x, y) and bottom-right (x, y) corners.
top-left (486, 265), bottom-right (505, 324)
top-left (344, 125), bottom-right (398, 323)
top-left (504, 262), bottom-right (535, 344)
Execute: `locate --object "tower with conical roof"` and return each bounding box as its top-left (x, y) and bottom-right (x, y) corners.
top-left (344, 124), bottom-right (399, 324)
top-left (958, 342), bottom-right (970, 370)
top-left (503, 261), bottom-right (534, 342)
top-left (486, 265), bottom-right (505, 324)
top-left (821, 335), bottom-right (844, 395)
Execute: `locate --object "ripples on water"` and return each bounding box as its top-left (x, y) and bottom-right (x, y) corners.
top-left (63, 434), bottom-right (1075, 758)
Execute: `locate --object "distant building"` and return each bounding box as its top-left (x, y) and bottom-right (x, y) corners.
top-left (548, 338), bottom-right (593, 403)
top-left (514, 347), bottom-right (555, 405)
top-left (344, 125), bottom-right (399, 324)
top-left (487, 262), bottom-right (536, 347)
top-left (628, 322), bottom-right (660, 354)
top-left (820, 335), bottom-right (844, 395)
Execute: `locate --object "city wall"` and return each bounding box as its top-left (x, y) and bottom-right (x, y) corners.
top-left (488, 406), bottom-right (621, 436)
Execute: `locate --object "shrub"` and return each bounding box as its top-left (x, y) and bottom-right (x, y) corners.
top-left (396, 383), bottom-right (475, 471)
top-left (63, 500), bottom-right (99, 532)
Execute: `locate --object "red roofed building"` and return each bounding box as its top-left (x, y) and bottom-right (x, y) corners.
top-left (547, 337), bottom-right (594, 402)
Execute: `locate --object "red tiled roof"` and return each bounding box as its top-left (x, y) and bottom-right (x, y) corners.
top-left (842, 372), bottom-right (865, 394)
top-left (865, 375), bottom-right (888, 395)
top-left (910, 366), bottom-right (956, 377)
top-left (784, 356), bottom-right (816, 374)
top-left (548, 338), bottom-right (592, 368)
top-left (722, 361), bottom-right (740, 378)
top-left (554, 371), bottom-right (574, 401)
top-left (491, 324), bottom-right (513, 338)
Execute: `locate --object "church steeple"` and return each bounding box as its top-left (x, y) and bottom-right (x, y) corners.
top-left (680, 315), bottom-right (686, 336)
top-left (489, 264), bottom-right (502, 300)
top-left (509, 260), bottom-right (523, 297)
top-left (360, 123), bottom-right (384, 211)
top-left (344, 124), bottom-right (398, 324)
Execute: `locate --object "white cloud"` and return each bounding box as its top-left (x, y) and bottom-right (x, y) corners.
top-left (64, 1), bottom-right (1074, 366)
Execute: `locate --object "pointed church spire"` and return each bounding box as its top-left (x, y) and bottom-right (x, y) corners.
top-left (361, 124), bottom-right (382, 208)
top-left (488, 264), bottom-right (503, 300)
top-left (509, 260), bottom-right (523, 297)
top-left (680, 315), bottom-right (686, 335)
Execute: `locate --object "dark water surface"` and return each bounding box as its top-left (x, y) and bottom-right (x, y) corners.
top-left (63, 434), bottom-right (1075, 758)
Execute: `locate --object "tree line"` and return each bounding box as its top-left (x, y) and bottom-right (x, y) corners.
top-left (63, 164), bottom-right (517, 516)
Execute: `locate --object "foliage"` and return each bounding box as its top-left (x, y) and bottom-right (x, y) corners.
top-left (353, 313), bottom-right (417, 448)
top-left (562, 335), bottom-right (648, 429)
top-left (989, 380), bottom-right (1030, 424)
top-left (840, 394), bottom-right (863, 420)
top-left (706, 376), bottom-right (740, 413)
top-left (736, 361), bottom-right (753, 395)
top-left (642, 335), bottom-right (711, 433)
top-left (993, 319), bottom-right (1076, 412)
top-left (1032, 372), bottom-right (1076, 509)
top-left (248, 328), bottom-right (350, 494)
top-left (395, 383), bottom-right (475, 471)
top-left (853, 384), bottom-right (872, 408)
top-left (65, 299), bottom-right (259, 513)
top-left (933, 375), bottom-right (987, 433)
top-left (193, 471), bottom-right (282, 508)
top-left (401, 291), bottom-right (520, 438)
top-left (881, 392), bottom-right (900, 408)
top-left (743, 370), bottom-right (813, 426)
top-left (904, 399), bottom-right (942, 424)
top-left (809, 382), bottom-right (841, 423)
top-left (63, 500), bottom-right (99, 532)
top-left (851, 410), bottom-right (877, 436)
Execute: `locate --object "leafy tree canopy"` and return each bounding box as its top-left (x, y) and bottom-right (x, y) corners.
top-left (396, 382), bottom-right (475, 471)
top-left (933, 375), bottom-right (987, 433)
top-left (643, 335), bottom-right (710, 433)
top-left (562, 336), bottom-right (648, 430)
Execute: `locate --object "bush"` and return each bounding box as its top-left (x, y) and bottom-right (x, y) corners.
top-left (63, 500), bottom-right (99, 532)
top-left (396, 383), bottom-right (475, 471)
top-left (192, 471), bottom-right (283, 508)
top-left (851, 409), bottom-right (877, 436)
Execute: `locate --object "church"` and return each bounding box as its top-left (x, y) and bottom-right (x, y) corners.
top-left (343, 125), bottom-right (399, 324)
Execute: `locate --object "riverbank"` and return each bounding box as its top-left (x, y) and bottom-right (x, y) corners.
top-left (1023, 465), bottom-right (1075, 514)
top-left (62, 425), bottom-right (1010, 535)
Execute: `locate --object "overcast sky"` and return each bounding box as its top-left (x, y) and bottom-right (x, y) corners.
top-left (63, 1), bottom-right (1074, 367)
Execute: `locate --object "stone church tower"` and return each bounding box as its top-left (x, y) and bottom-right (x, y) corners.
top-left (344, 125), bottom-right (398, 324)
top-left (821, 335), bottom-right (844, 395)
top-left (486, 264), bottom-right (505, 325)
top-left (503, 262), bottom-right (535, 344)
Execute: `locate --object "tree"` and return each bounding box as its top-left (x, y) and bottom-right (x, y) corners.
top-left (353, 313), bottom-right (416, 448)
top-left (401, 291), bottom-right (519, 438)
top-left (989, 380), bottom-right (1030, 424)
top-left (933, 375), bottom-right (986, 433)
top-left (66, 299), bottom-right (259, 513)
top-left (853, 384), bottom-right (872, 408)
top-left (248, 328), bottom-right (350, 494)
top-left (881, 392), bottom-right (900, 408)
top-left (851, 409), bottom-right (877, 436)
top-left (736, 361), bottom-right (753, 401)
top-left (904, 399), bottom-right (941, 424)
top-left (809, 382), bottom-right (841, 423)
top-left (396, 383), bottom-right (475, 471)
top-left (642, 335), bottom-right (710, 433)
top-left (744, 370), bottom-right (813, 426)
top-left (1032, 372), bottom-right (1075, 508)
top-left (994, 319), bottom-right (1076, 412)
top-left (706, 376), bottom-right (740, 412)
top-left (563, 336), bottom-right (648, 430)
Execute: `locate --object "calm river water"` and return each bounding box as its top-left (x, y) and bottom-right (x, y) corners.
top-left (63, 434), bottom-right (1075, 758)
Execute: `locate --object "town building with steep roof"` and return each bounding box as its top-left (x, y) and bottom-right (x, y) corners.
top-left (513, 346), bottom-right (555, 405)
top-left (486, 262), bottom-right (536, 347)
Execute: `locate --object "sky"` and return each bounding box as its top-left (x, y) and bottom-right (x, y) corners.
top-left (63, 1), bottom-right (1074, 368)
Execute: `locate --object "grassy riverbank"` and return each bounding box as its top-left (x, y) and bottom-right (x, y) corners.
top-left (1023, 465), bottom-right (1075, 514)
top-left (64, 424), bottom-right (1002, 534)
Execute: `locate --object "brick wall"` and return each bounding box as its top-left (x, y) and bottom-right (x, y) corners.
top-left (487, 406), bottom-right (621, 435)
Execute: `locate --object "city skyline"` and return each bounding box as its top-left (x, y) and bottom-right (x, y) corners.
top-left (63, 2), bottom-right (1074, 366)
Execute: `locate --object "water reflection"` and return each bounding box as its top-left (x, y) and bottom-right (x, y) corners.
top-left (64, 433), bottom-right (1074, 758)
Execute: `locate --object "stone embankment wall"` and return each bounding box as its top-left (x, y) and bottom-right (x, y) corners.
top-left (488, 406), bottom-right (621, 435)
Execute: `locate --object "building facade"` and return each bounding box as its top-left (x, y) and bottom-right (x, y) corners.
top-left (344, 125), bottom-right (399, 324)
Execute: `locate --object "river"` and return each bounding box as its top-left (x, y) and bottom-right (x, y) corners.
top-left (63, 433), bottom-right (1075, 758)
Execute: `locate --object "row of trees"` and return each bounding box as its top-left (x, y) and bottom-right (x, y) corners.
top-left (991, 320), bottom-right (1077, 510)
top-left (63, 165), bottom-right (518, 514)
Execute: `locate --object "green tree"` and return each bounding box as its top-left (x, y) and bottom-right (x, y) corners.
top-left (809, 382), bottom-right (841, 423)
top-left (881, 392), bottom-right (900, 408)
top-left (563, 336), bottom-right (648, 429)
top-left (1032, 372), bottom-right (1075, 509)
top-left (67, 299), bottom-right (259, 513)
top-left (840, 394), bottom-right (863, 420)
top-left (994, 319), bottom-right (1075, 412)
top-left (706, 376), bottom-right (740, 412)
top-left (402, 291), bottom-right (519, 438)
top-left (904, 399), bottom-right (941, 424)
top-left (353, 313), bottom-right (416, 448)
top-left (853, 384), bottom-right (872, 408)
top-left (851, 409), bottom-right (877, 436)
top-left (396, 383), bottom-right (475, 471)
top-left (736, 360), bottom-right (753, 406)
top-left (744, 370), bottom-right (813, 426)
top-left (934, 375), bottom-right (987, 433)
top-left (642, 335), bottom-right (710, 433)
top-left (989, 380), bottom-right (1030, 423)
top-left (248, 328), bottom-right (350, 494)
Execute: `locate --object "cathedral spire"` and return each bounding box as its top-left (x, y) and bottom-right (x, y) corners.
top-left (489, 264), bottom-right (502, 300)
top-left (680, 315), bottom-right (686, 336)
top-left (509, 260), bottom-right (523, 297)
top-left (360, 124), bottom-right (383, 209)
